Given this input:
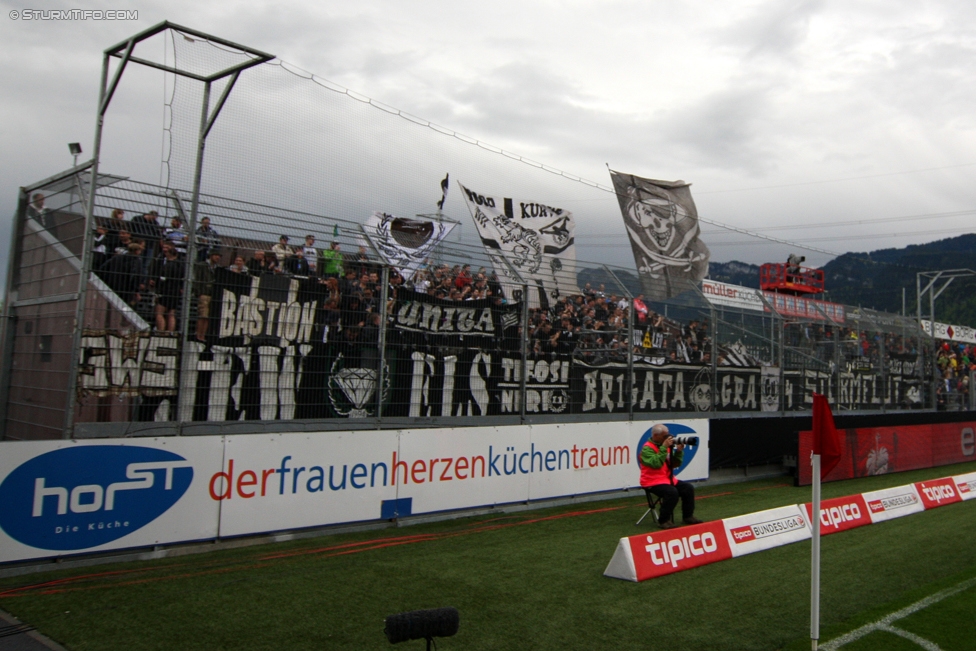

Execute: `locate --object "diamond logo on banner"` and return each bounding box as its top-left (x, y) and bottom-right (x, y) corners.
top-left (335, 368), bottom-right (377, 409)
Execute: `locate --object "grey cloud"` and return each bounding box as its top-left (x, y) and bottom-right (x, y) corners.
top-left (719, 0), bottom-right (825, 57)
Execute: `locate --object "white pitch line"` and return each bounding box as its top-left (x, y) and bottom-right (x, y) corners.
top-left (820, 575), bottom-right (976, 650)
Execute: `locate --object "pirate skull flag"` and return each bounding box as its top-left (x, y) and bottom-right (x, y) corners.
top-left (459, 182), bottom-right (577, 309)
top-left (609, 171), bottom-right (710, 300)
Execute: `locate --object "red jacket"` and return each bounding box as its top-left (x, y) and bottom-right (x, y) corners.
top-left (639, 441), bottom-right (681, 487)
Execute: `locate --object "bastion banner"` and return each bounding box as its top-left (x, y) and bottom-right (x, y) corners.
top-left (797, 421), bottom-right (976, 486)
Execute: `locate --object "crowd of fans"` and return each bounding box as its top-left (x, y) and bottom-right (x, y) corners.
top-left (937, 341), bottom-right (974, 407)
top-left (48, 208), bottom-right (975, 400)
top-left (82, 209), bottom-right (719, 364)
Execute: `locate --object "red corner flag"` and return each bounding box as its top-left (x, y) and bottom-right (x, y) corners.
top-left (812, 393), bottom-right (841, 478)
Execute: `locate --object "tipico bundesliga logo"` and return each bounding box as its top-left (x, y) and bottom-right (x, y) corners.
top-left (635, 423), bottom-right (701, 475)
top-left (0, 446), bottom-right (193, 551)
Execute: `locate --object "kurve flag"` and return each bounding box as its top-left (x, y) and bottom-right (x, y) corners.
top-left (459, 182), bottom-right (576, 309)
top-left (812, 392), bottom-right (842, 478)
top-left (609, 170), bottom-right (710, 300)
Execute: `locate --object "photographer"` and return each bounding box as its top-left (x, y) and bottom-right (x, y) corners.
top-left (639, 424), bottom-right (702, 529)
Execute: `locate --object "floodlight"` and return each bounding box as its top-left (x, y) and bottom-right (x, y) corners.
top-left (68, 142), bottom-right (83, 166)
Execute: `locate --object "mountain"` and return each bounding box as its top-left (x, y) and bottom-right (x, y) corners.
top-left (821, 234), bottom-right (976, 325)
top-left (574, 233), bottom-right (976, 326)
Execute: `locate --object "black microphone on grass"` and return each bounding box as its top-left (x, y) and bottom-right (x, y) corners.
top-left (384, 607), bottom-right (459, 649)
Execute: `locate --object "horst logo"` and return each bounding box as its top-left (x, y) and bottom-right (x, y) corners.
top-left (0, 446), bottom-right (193, 551)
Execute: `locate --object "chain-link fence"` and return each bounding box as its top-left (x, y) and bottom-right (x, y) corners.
top-left (1, 169), bottom-right (952, 441)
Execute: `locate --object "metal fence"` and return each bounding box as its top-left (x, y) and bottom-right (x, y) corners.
top-left (2, 168), bottom-right (963, 441)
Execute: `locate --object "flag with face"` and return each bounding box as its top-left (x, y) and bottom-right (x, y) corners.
top-left (459, 182), bottom-right (577, 309)
top-left (363, 211), bottom-right (455, 281)
top-left (609, 171), bottom-right (710, 300)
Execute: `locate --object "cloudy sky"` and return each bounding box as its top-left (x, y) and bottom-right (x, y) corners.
top-left (3, 0), bottom-right (976, 289)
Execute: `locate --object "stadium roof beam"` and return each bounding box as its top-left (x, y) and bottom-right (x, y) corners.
top-left (63, 23), bottom-right (276, 437)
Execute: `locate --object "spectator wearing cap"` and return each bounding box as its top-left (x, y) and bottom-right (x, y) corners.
top-left (272, 235), bottom-right (292, 265)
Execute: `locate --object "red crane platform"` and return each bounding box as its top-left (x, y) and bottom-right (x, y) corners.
top-left (759, 262), bottom-right (824, 296)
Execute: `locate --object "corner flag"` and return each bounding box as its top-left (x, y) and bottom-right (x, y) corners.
top-left (810, 392), bottom-right (840, 650)
top-left (812, 393), bottom-right (841, 478)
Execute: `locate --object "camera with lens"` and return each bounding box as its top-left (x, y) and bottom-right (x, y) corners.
top-left (670, 435), bottom-right (699, 447)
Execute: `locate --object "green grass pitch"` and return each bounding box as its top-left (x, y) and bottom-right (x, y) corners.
top-left (2, 461), bottom-right (975, 651)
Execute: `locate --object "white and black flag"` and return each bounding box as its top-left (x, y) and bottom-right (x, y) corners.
top-left (459, 182), bottom-right (577, 309)
top-left (609, 170), bottom-right (710, 300)
top-left (363, 211), bottom-right (455, 281)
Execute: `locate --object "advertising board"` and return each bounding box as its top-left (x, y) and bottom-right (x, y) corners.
top-left (0, 438), bottom-right (222, 563)
top-left (1, 419), bottom-right (709, 563)
top-left (797, 422), bottom-right (976, 486)
top-left (861, 485), bottom-right (924, 523)
top-left (722, 505), bottom-right (810, 557)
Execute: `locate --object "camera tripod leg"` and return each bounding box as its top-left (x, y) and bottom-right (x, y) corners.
top-left (635, 508), bottom-right (656, 526)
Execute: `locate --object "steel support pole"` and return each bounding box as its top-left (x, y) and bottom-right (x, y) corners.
top-left (0, 192), bottom-right (30, 440)
top-left (63, 52), bottom-right (112, 439)
top-left (176, 80), bottom-right (212, 427)
top-left (520, 283), bottom-right (529, 421)
top-left (878, 330), bottom-right (886, 413)
top-left (710, 305), bottom-right (718, 414)
top-left (376, 265), bottom-right (390, 418)
top-left (916, 273), bottom-right (924, 406)
top-left (778, 317), bottom-right (786, 412)
top-left (930, 286), bottom-right (937, 409)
